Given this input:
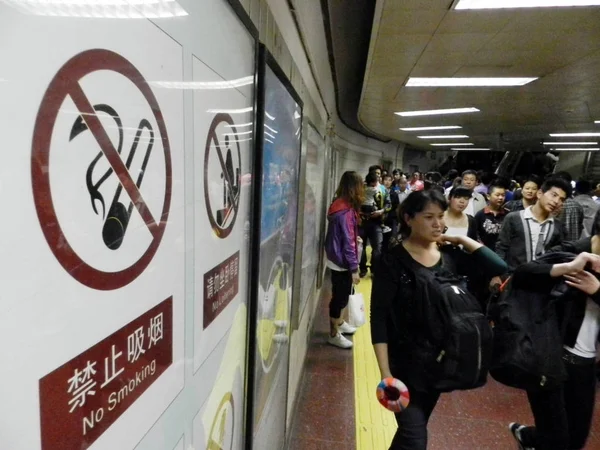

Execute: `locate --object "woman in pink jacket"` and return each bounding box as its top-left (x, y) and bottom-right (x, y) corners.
top-left (324, 171), bottom-right (364, 349)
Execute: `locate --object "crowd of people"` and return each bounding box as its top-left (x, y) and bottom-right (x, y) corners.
top-left (324, 164), bottom-right (600, 450)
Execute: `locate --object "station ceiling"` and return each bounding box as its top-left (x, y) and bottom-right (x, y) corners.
top-left (355, 1), bottom-right (600, 151)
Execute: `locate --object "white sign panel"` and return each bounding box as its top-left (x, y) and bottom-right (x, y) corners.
top-left (0, 7), bottom-right (185, 450)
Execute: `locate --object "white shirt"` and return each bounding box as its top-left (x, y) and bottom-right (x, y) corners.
top-left (465, 198), bottom-right (475, 217)
top-left (523, 206), bottom-right (553, 260)
top-left (564, 299), bottom-right (600, 358)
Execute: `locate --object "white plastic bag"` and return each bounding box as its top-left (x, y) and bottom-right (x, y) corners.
top-left (348, 288), bottom-right (366, 328)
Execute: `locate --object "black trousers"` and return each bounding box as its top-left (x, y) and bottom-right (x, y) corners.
top-left (521, 353), bottom-right (597, 450)
top-left (328, 269), bottom-right (353, 319)
top-left (390, 387), bottom-right (440, 450)
top-left (359, 220), bottom-right (383, 274)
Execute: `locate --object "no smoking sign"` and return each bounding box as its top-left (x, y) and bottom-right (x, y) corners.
top-left (31, 49), bottom-right (172, 291)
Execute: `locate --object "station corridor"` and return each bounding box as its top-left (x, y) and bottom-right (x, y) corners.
top-left (289, 274), bottom-right (600, 450)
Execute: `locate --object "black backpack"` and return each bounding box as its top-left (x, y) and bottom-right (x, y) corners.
top-left (488, 252), bottom-right (579, 391)
top-left (395, 247), bottom-right (494, 393)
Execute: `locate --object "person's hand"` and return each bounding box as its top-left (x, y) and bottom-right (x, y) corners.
top-left (352, 272), bottom-right (361, 285)
top-left (437, 234), bottom-right (464, 246)
top-left (568, 252), bottom-right (600, 273)
top-left (489, 276), bottom-right (502, 289)
top-left (371, 210), bottom-right (384, 218)
top-left (357, 236), bottom-right (363, 244)
top-left (564, 270), bottom-right (600, 295)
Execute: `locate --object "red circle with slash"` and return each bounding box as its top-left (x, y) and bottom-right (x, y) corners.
top-left (31, 49), bottom-right (172, 291)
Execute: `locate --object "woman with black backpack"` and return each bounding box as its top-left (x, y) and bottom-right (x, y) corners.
top-left (370, 190), bottom-right (507, 450)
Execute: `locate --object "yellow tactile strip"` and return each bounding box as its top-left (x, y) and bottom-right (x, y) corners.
top-left (353, 276), bottom-right (397, 450)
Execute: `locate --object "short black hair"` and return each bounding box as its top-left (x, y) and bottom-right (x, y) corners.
top-left (449, 185), bottom-right (473, 199)
top-left (462, 169), bottom-right (477, 179)
top-left (522, 174), bottom-right (541, 187)
top-left (576, 179), bottom-right (592, 194)
top-left (398, 190), bottom-right (448, 237)
top-left (368, 165), bottom-right (382, 173)
top-left (446, 169), bottom-right (459, 179)
top-left (383, 174), bottom-right (393, 181)
top-left (392, 169), bottom-right (401, 175)
top-left (541, 177), bottom-right (572, 198)
top-left (488, 182), bottom-right (507, 194)
top-left (365, 172), bottom-right (378, 184)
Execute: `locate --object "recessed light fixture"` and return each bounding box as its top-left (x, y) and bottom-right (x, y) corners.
top-left (399, 125), bottom-right (462, 131)
top-left (543, 142), bottom-right (598, 145)
top-left (550, 133), bottom-right (600, 137)
top-left (430, 143), bottom-right (474, 146)
top-left (451, 147), bottom-right (490, 151)
top-left (553, 148), bottom-right (600, 151)
top-left (406, 77), bottom-right (537, 87)
top-left (454, 0), bottom-right (600, 9)
top-left (418, 135), bottom-right (469, 139)
top-left (395, 107), bottom-right (480, 117)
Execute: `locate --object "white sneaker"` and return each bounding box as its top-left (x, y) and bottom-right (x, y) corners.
top-left (328, 332), bottom-right (353, 349)
top-left (382, 225), bottom-right (392, 234)
top-left (338, 321), bottom-right (357, 335)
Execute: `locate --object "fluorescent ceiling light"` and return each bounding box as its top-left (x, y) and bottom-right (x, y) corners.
top-left (550, 132), bottom-right (600, 137)
top-left (418, 135), bottom-right (469, 139)
top-left (2, 0), bottom-right (188, 18)
top-left (454, 0), bottom-right (600, 9)
top-left (595, 120), bottom-right (600, 124)
top-left (430, 143), bottom-right (474, 146)
top-left (400, 125), bottom-right (462, 131)
top-left (265, 112), bottom-right (276, 121)
top-left (395, 107), bottom-right (479, 117)
top-left (152, 76), bottom-right (253, 90)
top-left (264, 131), bottom-right (276, 140)
top-left (553, 148), bottom-right (600, 151)
top-left (451, 147), bottom-right (490, 151)
top-left (543, 142), bottom-right (598, 145)
top-left (207, 107), bottom-right (253, 114)
top-left (406, 77), bottom-right (537, 87)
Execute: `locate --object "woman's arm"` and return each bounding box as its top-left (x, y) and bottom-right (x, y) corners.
top-left (373, 344), bottom-right (392, 379)
top-left (370, 253), bottom-right (400, 379)
top-left (441, 234), bottom-right (508, 277)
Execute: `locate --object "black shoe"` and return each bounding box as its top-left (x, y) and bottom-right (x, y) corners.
top-left (359, 270), bottom-right (367, 278)
top-left (509, 423), bottom-right (533, 450)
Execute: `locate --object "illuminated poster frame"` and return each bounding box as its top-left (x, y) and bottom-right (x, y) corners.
top-left (245, 44), bottom-right (304, 450)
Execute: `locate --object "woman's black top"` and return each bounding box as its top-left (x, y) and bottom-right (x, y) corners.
top-left (370, 242), bottom-right (507, 391)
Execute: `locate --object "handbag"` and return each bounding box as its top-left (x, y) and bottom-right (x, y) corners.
top-left (348, 287), bottom-right (366, 328)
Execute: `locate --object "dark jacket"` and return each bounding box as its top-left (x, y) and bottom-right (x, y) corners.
top-left (511, 246), bottom-right (600, 348)
top-left (324, 198), bottom-right (360, 271)
top-left (496, 209), bottom-right (564, 271)
top-left (370, 243), bottom-right (507, 391)
top-left (549, 237), bottom-right (600, 346)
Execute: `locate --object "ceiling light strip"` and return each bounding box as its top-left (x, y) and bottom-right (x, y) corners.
top-left (553, 148), bottom-right (600, 151)
top-left (406, 77), bottom-right (537, 87)
top-left (550, 133), bottom-right (600, 137)
top-left (454, 0), bottom-right (600, 9)
top-left (430, 143), bottom-right (474, 146)
top-left (418, 135), bottom-right (469, 139)
top-left (543, 142), bottom-right (598, 145)
top-left (395, 107), bottom-right (479, 117)
top-left (399, 125), bottom-right (462, 131)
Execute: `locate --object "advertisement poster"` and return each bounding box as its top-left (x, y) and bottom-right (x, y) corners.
top-left (298, 123), bottom-right (326, 321)
top-left (252, 52), bottom-right (303, 450)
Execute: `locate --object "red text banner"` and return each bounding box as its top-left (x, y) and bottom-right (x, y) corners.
top-left (39, 298), bottom-right (173, 450)
top-left (203, 251), bottom-right (240, 328)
